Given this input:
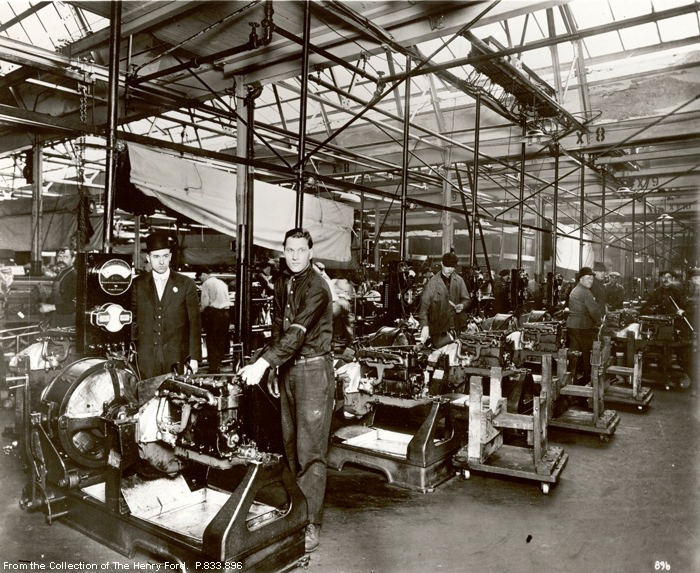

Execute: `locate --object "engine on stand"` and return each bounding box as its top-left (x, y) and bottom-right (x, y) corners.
top-left (14, 253), bottom-right (308, 572)
top-left (329, 343), bottom-right (459, 493)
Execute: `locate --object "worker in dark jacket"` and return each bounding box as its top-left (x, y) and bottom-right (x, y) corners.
top-left (566, 267), bottom-right (604, 386)
top-left (418, 252), bottom-right (471, 345)
top-left (640, 270), bottom-right (687, 315)
top-left (240, 228), bottom-right (334, 554)
top-left (591, 261), bottom-right (607, 308)
top-left (131, 232), bottom-right (202, 379)
top-left (38, 246), bottom-right (77, 327)
top-left (492, 269), bottom-right (511, 316)
top-left (605, 271), bottom-right (625, 311)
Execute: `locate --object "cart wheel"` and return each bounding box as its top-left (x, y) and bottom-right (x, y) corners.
top-left (599, 434), bottom-right (611, 443)
top-left (462, 469), bottom-right (470, 480)
top-left (541, 482), bottom-right (550, 494)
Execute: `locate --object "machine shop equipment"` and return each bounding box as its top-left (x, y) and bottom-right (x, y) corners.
top-left (16, 251), bottom-right (308, 572)
top-left (626, 314), bottom-right (691, 390)
top-left (512, 318), bottom-right (624, 440)
top-left (20, 365), bottom-right (309, 572)
top-left (328, 345), bottom-right (460, 493)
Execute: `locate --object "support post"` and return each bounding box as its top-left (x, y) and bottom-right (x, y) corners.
top-left (517, 127), bottom-right (526, 269)
top-left (399, 55), bottom-right (411, 260)
top-left (234, 79), bottom-right (249, 351)
top-left (579, 164), bottom-right (585, 268)
top-left (470, 92), bottom-right (481, 268)
top-left (295, 0), bottom-right (311, 227)
top-left (30, 140), bottom-right (43, 276)
top-left (102, 0), bottom-right (121, 254)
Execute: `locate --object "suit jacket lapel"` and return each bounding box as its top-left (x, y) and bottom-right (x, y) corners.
top-left (160, 272), bottom-right (177, 311)
top-left (145, 274), bottom-right (158, 309)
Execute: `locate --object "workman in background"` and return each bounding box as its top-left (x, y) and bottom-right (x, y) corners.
top-left (240, 228), bottom-right (334, 554)
top-left (418, 252), bottom-right (471, 345)
top-left (566, 266), bottom-right (604, 387)
top-left (591, 261), bottom-right (607, 309)
top-left (38, 246), bottom-right (77, 328)
top-left (605, 271), bottom-right (625, 311)
top-left (198, 270), bottom-right (230, 374)
top-left (492, 269), bottom-right (511, 315)
top-left (131, 232), bottom-right (202, 378)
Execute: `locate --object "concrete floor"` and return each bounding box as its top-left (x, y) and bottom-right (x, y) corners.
top-left (1, 384), bottom-right (698, 573)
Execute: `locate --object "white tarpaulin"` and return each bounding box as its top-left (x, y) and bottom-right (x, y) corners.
top-left (128, 143), bottom-right (354, 261)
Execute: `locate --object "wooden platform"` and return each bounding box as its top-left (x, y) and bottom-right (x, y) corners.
top-left (550, 408), bottom-right (621, 436)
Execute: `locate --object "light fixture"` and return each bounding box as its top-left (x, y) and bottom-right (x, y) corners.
top-left (522, 128), bottom-right (551, 146)
top-left (617, 186), bottom-right (632, 195)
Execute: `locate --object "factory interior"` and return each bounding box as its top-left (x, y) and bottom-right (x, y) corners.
top-left (0, 1), bottom-right (699, 572)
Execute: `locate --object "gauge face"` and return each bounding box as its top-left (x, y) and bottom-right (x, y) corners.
top-left (98, 259), bottom-right (133, 295)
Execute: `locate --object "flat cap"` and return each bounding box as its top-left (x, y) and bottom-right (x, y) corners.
top-left (660, 269), bottom-right (677, 278)
top-left (442, 252), bottom-right (459, 267)
top-left (499, 269), bottom-right (510, 277)
top-left (609, 271), bottom-right (621, 277)
top-left (144, 232), bottom-right (173, 253)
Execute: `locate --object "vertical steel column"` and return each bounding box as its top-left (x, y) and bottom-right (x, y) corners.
top-left (552, 149), bottom-right (559, 277)
top-left (374, 206), bottom-right (381, 271)
top-left (470, 92), bottom-right (481, 267)
top-left (517, 128), bottom-right (526, 269)
top-left (631, 195), bottom-right (636, 278)
top-left (654, 216), bottom-right (658, 280)
top-left (670, 219), bottom-right (674, 269)
top-left (242, 89), bottom-right (259, 354)
top-left (579, 164), bottom-right (585, 268)
top-left (662, 218), bottom-right (666, 268)
top-left (295, 0), bottom-right (312, 227)
top-left (399, 55), bottom-right (411, 260)
top-left (643, 199), bottom-right (647, 287)
top-left (234, 80), bottom-right (248, 349)
top-left (102, 0), bottom-right (121, 254)
top-left (600, 172), bottom-right (606, 261)
top-left (30, 140), bottom-right (43, 276)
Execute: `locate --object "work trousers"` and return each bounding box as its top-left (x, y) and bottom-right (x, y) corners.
top-left (568, 328), bottom-right (596, 386)
top-left (202, 307), bottom-right (230, 373)
top-left (280, 356), bottom-right (335, 525)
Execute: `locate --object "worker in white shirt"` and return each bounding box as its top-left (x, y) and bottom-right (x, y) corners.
top-left (198, 270), bottom-right (231, 373)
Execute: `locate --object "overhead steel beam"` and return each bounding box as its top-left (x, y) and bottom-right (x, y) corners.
top-left (63, 1), bottom-right (202, 57)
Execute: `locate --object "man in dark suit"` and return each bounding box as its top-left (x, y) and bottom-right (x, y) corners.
top-left (131, 232), bottom-right (202, 379)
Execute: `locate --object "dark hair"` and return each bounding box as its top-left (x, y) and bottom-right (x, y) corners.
top-left (57, 246), bottom-right (75, 257)
top-left (283, 227), bottom-right (313, 249)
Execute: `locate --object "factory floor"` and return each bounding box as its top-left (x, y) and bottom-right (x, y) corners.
top-left (1, 383), bottom-right (698, 573)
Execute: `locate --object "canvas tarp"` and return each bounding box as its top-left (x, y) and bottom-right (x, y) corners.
top-left (127, 143), bottom-right (354, 261)
top-left (0, 195), bottom-right (103, 252)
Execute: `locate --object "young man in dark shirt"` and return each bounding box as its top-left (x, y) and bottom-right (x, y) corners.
top-left (240, 228), bottom-right (334, 553)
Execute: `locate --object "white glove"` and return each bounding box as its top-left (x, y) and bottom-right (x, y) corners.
top-left (190, 359), bottom-right (198, 374)
top-left (454, 303), bottom-right (464, 314)
top-left (240, 357), bottom-right (270, 386)
top-left (419, 326), bottom-right (430, 344)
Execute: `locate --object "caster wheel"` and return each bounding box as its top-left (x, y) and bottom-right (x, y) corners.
top-left (599, 434), bottom-right (611, 443)
top-left (541, 483), bottom-right (550, 494)
top-left (462, 469), bottom-right (470, 480)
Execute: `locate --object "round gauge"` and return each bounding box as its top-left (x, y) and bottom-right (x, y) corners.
top-left (98, 259), bottom-right (133, 295)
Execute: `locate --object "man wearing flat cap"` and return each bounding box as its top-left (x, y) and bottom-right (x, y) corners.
top-left (566, 267), bottom-right (604, 386)
top-left (591, 262), bottom-right (607, 308)
top-left (131, 232), bottom-right (202, 378)
top-left (418, 252), bottom-right (471, 345)
top-left (605, 271), bottom-right (625, 311)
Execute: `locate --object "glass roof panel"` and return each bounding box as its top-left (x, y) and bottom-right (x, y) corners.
top-left (656, 13), bottom-right (700, 41)
top-left (618, 22), bottom-right (662, 49)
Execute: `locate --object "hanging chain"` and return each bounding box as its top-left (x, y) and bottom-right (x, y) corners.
top-left (77, 83), bottom-right (88, 192)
